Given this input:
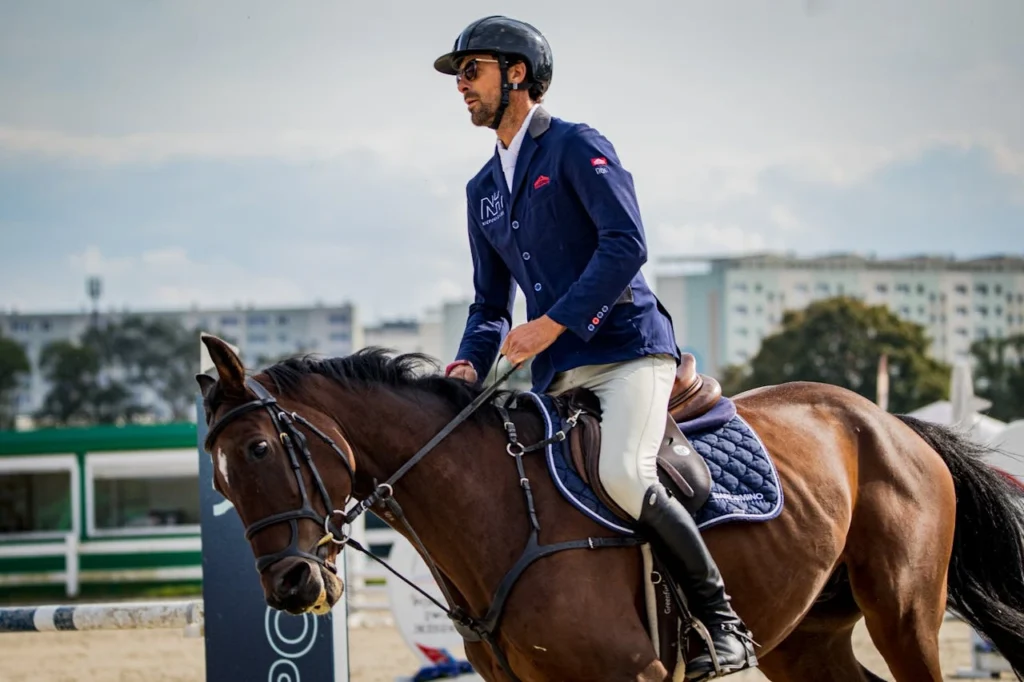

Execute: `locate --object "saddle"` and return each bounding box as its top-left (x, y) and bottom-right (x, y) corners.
top-left (554, 353), bottom-right (721, 521)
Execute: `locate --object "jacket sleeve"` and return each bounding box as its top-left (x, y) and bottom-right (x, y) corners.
top-left (454, 198), bottom-right (516, 377)
top-left (545, 126), bottom-right (647, 342)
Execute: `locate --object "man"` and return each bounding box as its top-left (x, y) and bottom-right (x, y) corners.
top-left (433, 16), bottom-right (757, 680)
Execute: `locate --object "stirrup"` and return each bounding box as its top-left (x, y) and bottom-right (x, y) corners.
top-left (684, 621), bottom-right (758, 681)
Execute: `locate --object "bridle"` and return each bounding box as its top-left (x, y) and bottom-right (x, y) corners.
top-left (203, 376), bottom-right (357, 575)
top-left (201, 365), bottom-right (522, 578)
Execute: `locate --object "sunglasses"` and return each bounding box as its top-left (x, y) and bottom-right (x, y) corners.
top-left (455, 57), bottom-right (499, 83)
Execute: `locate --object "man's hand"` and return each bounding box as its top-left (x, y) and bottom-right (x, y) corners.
top-left (448, 363), bottom-right (478, 384)
top-left (500, 315), bottom-right (566, 366)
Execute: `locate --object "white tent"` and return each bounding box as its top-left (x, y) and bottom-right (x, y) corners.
top-left (905, 361), bottom-right (1024, 482)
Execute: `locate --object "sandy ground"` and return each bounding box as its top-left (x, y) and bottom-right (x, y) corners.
top-left (0, 616), bottom-right (1012, 682)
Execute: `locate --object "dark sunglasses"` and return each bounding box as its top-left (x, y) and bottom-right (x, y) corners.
top-left (455, 57), bottom-right (499, 83)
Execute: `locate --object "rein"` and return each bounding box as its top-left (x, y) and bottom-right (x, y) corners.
top-left (204, 361), bottom-right (642, 682)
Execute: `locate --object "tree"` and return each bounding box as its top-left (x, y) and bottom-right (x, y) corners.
top-left (970, 334), bottom-right (1024, 422)
top-left (0, 334), bottom-right (31, 429)
top-left (86, 316), bottom-right (204, 421)
top-left (35, 339), bottom-right (143, 426)
top-left (730, 296), bottom-right (950, 413)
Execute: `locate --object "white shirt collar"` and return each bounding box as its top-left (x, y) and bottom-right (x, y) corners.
top-left (496, 103), bottom-right (539, 191)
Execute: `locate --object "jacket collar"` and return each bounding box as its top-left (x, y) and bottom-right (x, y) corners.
top-left (491, 105), bottom-right (551, 208)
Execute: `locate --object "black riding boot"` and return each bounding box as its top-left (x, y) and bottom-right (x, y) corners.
top-left (637, 482), bottom-right (757, 681)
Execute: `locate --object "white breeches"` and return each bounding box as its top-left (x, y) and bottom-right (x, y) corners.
top-left (548, 354), bottom-right (677, 520)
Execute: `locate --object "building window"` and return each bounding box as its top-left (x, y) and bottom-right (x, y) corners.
top-left (86, 451), bottom-right (199, 537)
top-left (278, 315), bottom-right (290, 325)
top-left (0, 465), bottom-right (75, 539)
top-left (247, 315), bottom-right (269, 326)
top-left (956, 306), bottom-right (968, 316)
top-left (896, 283), bottom-right (910, 294)
top-left (10, 320), bottom-right (30, 332)
top-left (976, 306), bottom-right (989, 317)
top-left (734, 305), bottom-right (748, 315)
top-left (876, 283), bottom-right (888, 293)
top-left (220, 316), bottom-right (238, 326)
top-left (329, 313), bottom-right (350, 325)
top-left (955, 284), bottom-right (968, 295)
top-left (330, 332), bottom-right (350, 342)
top-left (976, 283), bottom-right (989, 295)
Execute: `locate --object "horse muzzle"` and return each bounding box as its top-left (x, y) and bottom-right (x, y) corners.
top-left (262, 556), bottom-right (344, 616)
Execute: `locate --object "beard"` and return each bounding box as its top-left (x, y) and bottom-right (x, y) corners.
top-left (469, 97), bottom-right (497, 127)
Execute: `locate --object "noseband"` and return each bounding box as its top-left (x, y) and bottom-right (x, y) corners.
top-left (204, 377), bottom-right (356, 575)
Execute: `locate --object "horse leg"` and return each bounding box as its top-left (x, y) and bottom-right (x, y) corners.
top-left (840, 417), bottom-right (954, 682)
top-left (754, 624), bottom-right (878, 682)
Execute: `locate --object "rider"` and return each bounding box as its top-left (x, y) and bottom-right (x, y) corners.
top-left (434, 16), bottom-right (757, 680)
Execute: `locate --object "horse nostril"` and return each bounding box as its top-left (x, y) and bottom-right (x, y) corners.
top-left (277, 561), bottom-right (311, 595)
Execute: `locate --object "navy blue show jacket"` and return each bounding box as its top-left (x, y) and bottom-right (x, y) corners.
top-left (454, 106), bottom-right (680, 392)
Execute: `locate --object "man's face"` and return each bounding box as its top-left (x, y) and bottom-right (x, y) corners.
top-left (455, 54), bottom-right (524, 127)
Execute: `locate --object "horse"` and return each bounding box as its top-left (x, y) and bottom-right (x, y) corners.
top-left (195, 333), bottom-right (1024, 682)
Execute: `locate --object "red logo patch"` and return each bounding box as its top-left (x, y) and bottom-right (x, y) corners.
top-left (590, 157), bottom-right (608, 166)
top-left (533, 175), bottom-right (550, 189)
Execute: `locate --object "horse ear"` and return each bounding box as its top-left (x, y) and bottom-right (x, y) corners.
top-left (195, 373), bottom-right (217, 399)
top-left (201, 334), bottom-right (246, 391)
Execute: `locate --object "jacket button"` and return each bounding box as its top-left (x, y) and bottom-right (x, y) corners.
top-left (512, 221), bottom-right (520, 229)
top-left (522, 252), bottom-right (530, 260)
top-left (534, 283), bottom-right (542, 291)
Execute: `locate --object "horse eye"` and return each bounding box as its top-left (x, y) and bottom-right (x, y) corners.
top-left (249, 440), bottom-right (270, 460)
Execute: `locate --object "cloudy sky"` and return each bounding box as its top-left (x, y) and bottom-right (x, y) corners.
top-left (2, 0), bottom-right (1022, 323)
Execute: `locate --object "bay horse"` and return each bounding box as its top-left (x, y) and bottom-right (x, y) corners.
top-left (196, 333), bottom-right (1024, 682)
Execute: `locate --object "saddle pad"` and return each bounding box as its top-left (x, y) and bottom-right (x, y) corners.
top-left (518, 392), bottom-right (784, 534)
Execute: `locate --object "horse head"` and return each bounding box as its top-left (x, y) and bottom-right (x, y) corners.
top-left (197, 333), bottom-right (355, 616)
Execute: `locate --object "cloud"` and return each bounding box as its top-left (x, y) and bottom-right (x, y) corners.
top-left (1, 0), bottom-right (1022, 320)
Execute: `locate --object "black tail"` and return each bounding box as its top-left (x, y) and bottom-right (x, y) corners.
top-left (896, 414), bottom-right (1024, 678)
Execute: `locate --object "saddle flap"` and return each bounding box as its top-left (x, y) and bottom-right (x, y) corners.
top-left (656, 414), bottom-right (712, 516)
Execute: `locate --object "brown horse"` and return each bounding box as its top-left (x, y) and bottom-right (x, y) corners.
top-left (196, 334), bottom-right (1024, 682)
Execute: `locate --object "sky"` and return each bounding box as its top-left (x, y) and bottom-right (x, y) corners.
top-left (1, 0), bottom-right (1022, 323)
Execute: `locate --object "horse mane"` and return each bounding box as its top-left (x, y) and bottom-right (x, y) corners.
top-left (254, 347), bottom-right (513, 427)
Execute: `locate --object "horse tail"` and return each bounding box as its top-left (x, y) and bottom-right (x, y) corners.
top-left (895, 413), bottom-right (1024, 677)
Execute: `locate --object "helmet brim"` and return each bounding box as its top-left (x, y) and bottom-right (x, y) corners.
top-left (433, 52), bottom-right (460, 75)
top-left (433, 50), bottom-right (499, 76)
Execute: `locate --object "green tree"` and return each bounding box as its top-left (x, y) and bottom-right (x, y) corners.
top-left (731, 296), bottom-right (950, 413)
top-left (970, 334), bottom-right (1024, 422)
top-left (88, 316), bottom-right (203, 421)
top-left (35, 339), bottom-right (142, 425)
top-left (0, 334), bottom-right (31, 429)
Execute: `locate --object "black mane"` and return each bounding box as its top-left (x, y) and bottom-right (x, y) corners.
top-left (257, 347), bottom-right (511, 426)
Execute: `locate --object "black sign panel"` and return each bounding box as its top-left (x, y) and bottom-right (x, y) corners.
top-left (196, 396), bottom-right (349, 681)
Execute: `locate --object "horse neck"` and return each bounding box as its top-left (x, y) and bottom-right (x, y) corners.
top-left (327, 383), bottom-right (541, 611)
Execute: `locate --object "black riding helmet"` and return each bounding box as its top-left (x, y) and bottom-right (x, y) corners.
top-left (434, 15), bottom-right (553, 130)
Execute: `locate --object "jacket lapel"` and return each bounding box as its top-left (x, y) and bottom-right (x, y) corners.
top-left (509, 106), bottom-right (552, 209)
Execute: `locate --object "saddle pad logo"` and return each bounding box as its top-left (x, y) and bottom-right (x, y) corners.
top-left (479, 191), bottom-right (505, 225)
top-left (590, 157), bottom-right (607, 166)
top-left (533, 175), bottom-right (550, 189)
